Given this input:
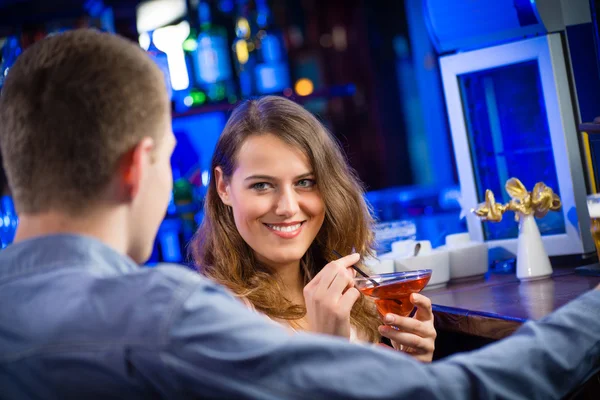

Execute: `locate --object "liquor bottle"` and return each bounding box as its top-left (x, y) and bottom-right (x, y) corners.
top-left (183, 0), bottom-right (207, 107)
top-left (156, 194), bottom-right (184, 264)
top-left (147, 30), bottom-right (173, 100)
top-left (173, 177), bottom-right (197, 245)
top-left (232, 0), bottom-right (257, 98)
top-left (194, 1), bottom-right (237, 103)
top-left (0, 195), bottom-right (18, 249)
top-left (155, 165), bottom-right (183, 264)
top-left (253, 0), bottom-right (290, 94)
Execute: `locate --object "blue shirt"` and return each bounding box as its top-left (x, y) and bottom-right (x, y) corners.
top-left (0, 234), bottom-right (599, 399)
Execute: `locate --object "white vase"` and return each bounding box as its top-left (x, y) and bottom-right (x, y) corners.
top-left (516, 213), bottom-right (553, 281)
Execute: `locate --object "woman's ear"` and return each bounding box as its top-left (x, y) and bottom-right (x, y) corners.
top-left (215, 166), bottom-right (232, 206)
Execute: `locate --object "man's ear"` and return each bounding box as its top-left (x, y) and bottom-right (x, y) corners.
top-left (215, 166), bottom-right (232, 206)
top-left (120, 137), bottom-right (155, 201)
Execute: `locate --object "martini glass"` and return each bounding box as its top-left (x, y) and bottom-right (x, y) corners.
top-left (355, 270), bottom-right (432, 317)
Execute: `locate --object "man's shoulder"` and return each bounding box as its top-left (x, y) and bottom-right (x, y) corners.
top-left (125, 263), bottom-right (217, 301)
top-left (129, 264), bottom-right (234, 311)
top-left (149, 263), bottom-right (202, 282)
top-left (141, 263), bottom-right (216, 293)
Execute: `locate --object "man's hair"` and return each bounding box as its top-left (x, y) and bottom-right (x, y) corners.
top-left (0, 29), bottom-right (169, 214)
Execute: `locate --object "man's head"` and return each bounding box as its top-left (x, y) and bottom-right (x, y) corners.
top-left (0, 29), bottom-right (176, 262)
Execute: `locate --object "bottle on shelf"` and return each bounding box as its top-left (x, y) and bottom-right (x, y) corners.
top-left (173, 177), bottom-right (198, 246)
top-left (147, 30), bottom-right (173, 100)
top-left (182, 0), bottom-right (207, 108)
top-left (194, 1), bottom-right (237, 103)
top-left (155, 167), bottom-right (186, 264)
top-left (253, 0), bottom-right (291, 94)
top-left (232, 0), bottom-right (257, 98)
top-left (0, 195), bottom-right (18, 250)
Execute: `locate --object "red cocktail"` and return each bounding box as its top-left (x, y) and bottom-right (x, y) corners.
top-left (355, 270), bottom-right (432, 316)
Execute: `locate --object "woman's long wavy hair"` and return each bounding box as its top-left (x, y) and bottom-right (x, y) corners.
top-left (191, 96), bottom-right (381, 342)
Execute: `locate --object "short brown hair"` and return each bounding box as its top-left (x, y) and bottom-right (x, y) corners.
top-left (192, 96), bottom-right (381, 342)
top-left (0, 29), bottom-right (169, 214)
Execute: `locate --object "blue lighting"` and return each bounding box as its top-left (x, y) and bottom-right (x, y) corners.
top-left (261, 35), bottom-right (281, 62)
top-left (459, 60), bottom-right (565, 240)
top-left (0, 196), bottom-right (18, 249)
top-left (218, 0), bottom-right (234, 13)
top-left (171, 111), bottom-right (228, 179)
top-left (255, 63), bottom-right (289, 94)
top-left (257, 12), bottom-right (268, 27)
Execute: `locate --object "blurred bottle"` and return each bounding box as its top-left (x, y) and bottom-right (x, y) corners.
top-left (147, 30), bottom-right (173, 100)
top-left (157, 219), bottom-right (184, 263)
top-left (155, 192), bottom-right (183, 264)
top-left (232, 0), bottom-right (257, 97)
top-left (155, 165), bottom-right (184, 264)
top-left (173, 177), bottom-right (197, 246)
top-left (195, 1), bottom-right (237, 103)
top-left (253, 0), bottom-right (290, 94)
top-left (0, 196), bottom-right (18, 249)
top-left (183, 0), bottom-right (207, 107)
top-left (0, 36), bottom-right (22, 91)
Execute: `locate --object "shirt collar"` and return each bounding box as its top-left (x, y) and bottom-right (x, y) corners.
top-left (0, 234), bottom-right (139, 280)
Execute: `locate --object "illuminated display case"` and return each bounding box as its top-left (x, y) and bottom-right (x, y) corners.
top-left (440, 34), bottom-right (594, 257)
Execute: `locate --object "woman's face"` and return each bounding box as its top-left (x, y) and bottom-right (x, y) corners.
top-left (216, 133), bottom-right (326, 269)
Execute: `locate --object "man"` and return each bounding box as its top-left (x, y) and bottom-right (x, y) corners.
top-left (0, 29), bottom-right (599, 399)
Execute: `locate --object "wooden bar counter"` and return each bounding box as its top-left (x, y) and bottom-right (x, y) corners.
top-left (425, 268), bottom-right (600, 340)
top-left (425, 268), bottom-right (600, 397)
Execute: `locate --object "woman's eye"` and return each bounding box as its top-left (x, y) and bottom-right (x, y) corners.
top-left (297, 179), bottom-right (316, 188)
top-left (251, 182), bottom-right (272, 191)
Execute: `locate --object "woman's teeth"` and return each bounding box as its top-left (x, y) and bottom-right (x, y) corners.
top-left (266, 223), bottom-right (302, 232)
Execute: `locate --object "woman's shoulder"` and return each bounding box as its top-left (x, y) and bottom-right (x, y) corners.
top-left (240, 297), bottom-right (296, 333)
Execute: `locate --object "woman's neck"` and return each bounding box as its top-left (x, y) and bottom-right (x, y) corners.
top-left (275, 260), bottom-right (305, 305)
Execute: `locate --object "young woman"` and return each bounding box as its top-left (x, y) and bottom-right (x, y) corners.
top-left (192, 96), bottom-right (436, 361)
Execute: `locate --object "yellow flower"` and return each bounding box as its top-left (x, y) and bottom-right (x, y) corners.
top-left (472, 190), bottom-right (507, 222)
top-left (472, 178), bottom-right (561, 222)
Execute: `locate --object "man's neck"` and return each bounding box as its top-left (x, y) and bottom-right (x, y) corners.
top-left (14, 208), bottom-right (130, 256)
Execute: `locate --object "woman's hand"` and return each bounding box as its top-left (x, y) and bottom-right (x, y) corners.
top-left (378, 293), bottom-right (437, 362)
top-left (303, 253), bottom-right (361, 339)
